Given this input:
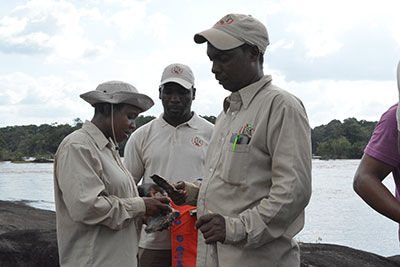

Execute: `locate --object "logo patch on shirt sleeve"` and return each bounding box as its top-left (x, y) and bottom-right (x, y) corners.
top-left (191, 136), bottom-right (204, 147)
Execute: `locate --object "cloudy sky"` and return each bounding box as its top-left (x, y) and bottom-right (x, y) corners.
top-left (1, 0), bottom-right (400, 128)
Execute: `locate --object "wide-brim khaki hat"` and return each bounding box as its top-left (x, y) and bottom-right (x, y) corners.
top-left (80, 81), bottom-right (154, 112)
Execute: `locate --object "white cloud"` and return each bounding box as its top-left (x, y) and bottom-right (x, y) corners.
top-left (303, 34), bottom-right (343, 59)
top-left (286, 79), bottom-right (398, 127)
top-left (0, 72), bottom-right (94, 126)
top-left (263, 0), bottom-right (400, 58)
top-left (0, 0), bottom-right (113, 62)
top-left (145, 12), bottom-right (173, 40)
top-left (1, 0), bottom-right (400, 128)
top-left (108, 1), bottom-right (147, 39)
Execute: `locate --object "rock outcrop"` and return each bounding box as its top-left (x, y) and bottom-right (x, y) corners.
top-left (0, 201), bottom-right (58, 267)
top-left (0, 200), bottom-right (399, 267)
top-left (300, 243), bottom-right (400, 267)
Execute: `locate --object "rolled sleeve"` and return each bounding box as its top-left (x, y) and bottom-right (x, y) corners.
top-left (224, 216), bottom-right (246, 244)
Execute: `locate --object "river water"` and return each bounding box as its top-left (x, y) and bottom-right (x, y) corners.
top-left (0, 159), bottom-right (398, 256)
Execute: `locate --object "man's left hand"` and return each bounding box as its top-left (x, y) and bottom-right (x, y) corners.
top-left (195, 213), bottom-right (226, 244)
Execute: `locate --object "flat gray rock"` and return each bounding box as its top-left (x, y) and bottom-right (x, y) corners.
top-left (0, 200), bottom-right (399, 267)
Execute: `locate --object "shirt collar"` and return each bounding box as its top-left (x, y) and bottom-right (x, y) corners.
top-left (159, 112), bottom-right (200, 130)
top-left (223, 75), bottom-right (272, 113)
top-left (82, 120), bottom-right (112, 150)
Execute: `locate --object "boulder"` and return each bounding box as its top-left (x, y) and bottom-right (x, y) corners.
top-left (0, 229), bottom-right (58, 267)
top-left (300, 243), bottom-right (400, 267)
top-left (1, 200), bottom-right (400, 267)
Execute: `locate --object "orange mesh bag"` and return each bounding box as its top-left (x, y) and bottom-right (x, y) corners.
top-left (170, 202), bottom-right (198, 267)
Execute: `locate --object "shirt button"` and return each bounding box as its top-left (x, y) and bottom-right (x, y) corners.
top-left (209, 168), bottom-right (213, 172)
top-left (221, 137), bottom-right (224, 142)
top-left (231, 112), bottom-right (235, 116)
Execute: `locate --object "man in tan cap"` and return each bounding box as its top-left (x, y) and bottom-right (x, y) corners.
top-left (172, 14), bottom-right (312, 266)
top-left (124, 63), bottom-right (214, 267)
top-left (54, 81), bottom-right (171, 267)
top-left (354, 61), bottom-right (400, 243)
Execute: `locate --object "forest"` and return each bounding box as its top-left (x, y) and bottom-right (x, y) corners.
top-left (0, 116), bottom-right (374, 161)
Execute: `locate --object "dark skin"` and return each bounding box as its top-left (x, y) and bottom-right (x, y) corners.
top-left (207, 42), bottom-right (264, 92)
top-left (92, 103), bottom-right (171, 217)
top-left (159, 82), bottom-right (196, 127)
top-left (172, 42), bottom-right (264, 244)
top-left (353, 153), bottom-right (400, 222)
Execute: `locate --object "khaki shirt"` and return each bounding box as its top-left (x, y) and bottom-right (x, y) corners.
top-left (123, 112), bottom-right (213, 249)
top-left (185, 76), bottom-right (312, 267)
top-left (54, 121), bottom-right (145, 267)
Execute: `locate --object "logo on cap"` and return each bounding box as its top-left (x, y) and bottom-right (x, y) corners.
top-left (171, 65), bottom-right (183, 75)
top-left (217, 14), bottom-right (234, 26)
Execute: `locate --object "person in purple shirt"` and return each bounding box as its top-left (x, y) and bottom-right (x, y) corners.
top-left (353, 61), bottom-right (400, 238)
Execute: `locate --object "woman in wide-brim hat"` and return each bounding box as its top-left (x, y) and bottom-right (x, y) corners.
top-left (53, 81), bottom-right (171, 267)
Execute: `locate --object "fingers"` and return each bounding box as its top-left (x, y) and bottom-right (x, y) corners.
top-left (158, 203), bottom-right (172, 213)
top-left (171, 190), bottom-right (187, 205)
top-left (153, 197), bottom-right (171, 212)
top-left (174, 181), bottom-right (185, 190)
top-left (143, 197), bottom-right (171, 216)
top-left (170, 183), bottom-right (187, 205)
top-left (195, 214), bottom-right (214, 229)
top-left (195, 214), bottom-right (226, 244)
top-left (154, 196), bottom-right (170, 204)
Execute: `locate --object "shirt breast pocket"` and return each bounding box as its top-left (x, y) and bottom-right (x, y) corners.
top-left (220, 144), bottom-right (251, 186)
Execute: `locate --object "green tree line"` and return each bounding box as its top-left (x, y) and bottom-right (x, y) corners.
top-left (312, 118), bottom-right (377, 159)
top-left (0, 116), bottom-right (374, 161)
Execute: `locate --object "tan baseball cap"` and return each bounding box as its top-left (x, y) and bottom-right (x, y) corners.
top-left (160, 63), bottom-right (195, 90)
top-left (194, 14), bottom-right (269, 54)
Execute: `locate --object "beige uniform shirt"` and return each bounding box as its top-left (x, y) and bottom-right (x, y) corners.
top-left (123, 112), bottom-right (213, 250)
top-left (185, 76), bottom-right (312, 267)
top-left (54, 121), bottom-right (145, 267)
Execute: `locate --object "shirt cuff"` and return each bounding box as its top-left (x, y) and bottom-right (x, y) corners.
top-left (127, 197), bottom-right (146, 217)
top-left (223, 216), bottom-right (246, 244)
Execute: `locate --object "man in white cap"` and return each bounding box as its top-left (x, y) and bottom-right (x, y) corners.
top-left (172, 14), bottom-right (312, 266)
top-left (354, 61), bottom-right (400, 240)
top-left (124, 63), bottom-right (214, 267)
top-left (54, 81), bottom-right (171, 267)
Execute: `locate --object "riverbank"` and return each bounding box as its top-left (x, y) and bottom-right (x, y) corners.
top-left (0, 200), bottom-right (399, 266)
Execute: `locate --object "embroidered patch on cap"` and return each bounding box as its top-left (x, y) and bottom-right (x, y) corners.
top-left (171, 65), bottom-right (183, 75)
top-left (217, 14), bottom-right (234, 26)
top-left (191, 136), bottom-right (204, 147)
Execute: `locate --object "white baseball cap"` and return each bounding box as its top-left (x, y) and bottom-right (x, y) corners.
top-left (160, 63), bottom-right (195, 90)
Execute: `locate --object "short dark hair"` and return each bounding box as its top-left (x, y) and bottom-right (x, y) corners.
top-left (240, 43), bottom-right (264, 66)
top-left (93, 103), bottom-right (126, 115)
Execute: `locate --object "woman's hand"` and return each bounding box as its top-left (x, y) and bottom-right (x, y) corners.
top-left (142, 197), bottom-right (171, 217)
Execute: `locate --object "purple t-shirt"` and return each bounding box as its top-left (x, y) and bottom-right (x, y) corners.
top-left (364, 104), bottom-right (400, 237)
